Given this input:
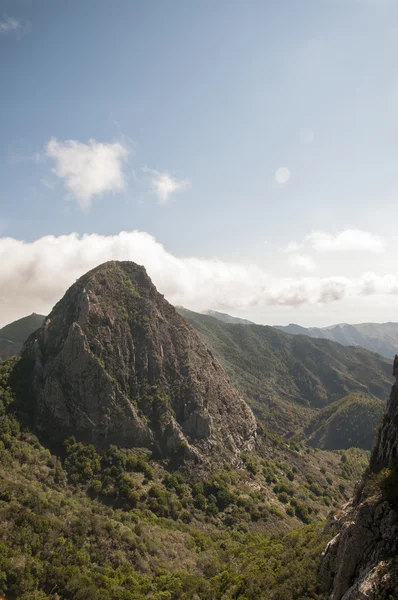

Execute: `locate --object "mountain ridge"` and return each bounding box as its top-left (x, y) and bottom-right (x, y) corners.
top-left (304, 392), bottom-right (384, 451)
top-left (203, 309), bottom-right (398, 359)
top-left (178, 307), bottom-right (393, 436)
top-left (14, 261), bottom-right (257, 462)
top-left (276, 320), bottom-right (398, 359)
top-left (0, 312), bottom-right (45, 360)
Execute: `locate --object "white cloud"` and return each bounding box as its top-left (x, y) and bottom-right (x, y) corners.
top-left (143, 167), bottom-right (191, 204)
top-left (289, 254), bottom-right (316, 272)
top-left (1, 230), bottom-right (398, 327)
top-left (284, 242), bottom-right (303, 253)
top-left (274, 167), bottom-right (291, 185)
top-left (306, 229), bottom-right (385, 253)
top-left (0, 15), bottom-right (20, 34)
top-left (359, 272), bottom-right (398, 296)
top-left (45, 138), bottom-right (128, 210)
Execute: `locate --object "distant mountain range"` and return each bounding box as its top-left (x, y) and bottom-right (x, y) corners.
top-left (203, 311), bottom-right (398, 359)
top-left (3, 309), bottom-right (398, 361)
top-left (275, 321), bottom-right (398, 359)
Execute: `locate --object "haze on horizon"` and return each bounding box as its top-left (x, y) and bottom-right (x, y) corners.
top-left (2, 0), bottom-right (398, 328)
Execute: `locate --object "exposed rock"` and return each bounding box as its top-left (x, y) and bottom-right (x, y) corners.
top-left (13, 261), bottom-right (256, 462)
top-left (319, 357), bottom-right (398, 599)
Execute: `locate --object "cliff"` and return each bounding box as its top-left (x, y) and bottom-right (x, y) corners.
top-left (319, 356), bottom-right (398, 599)
top-left (13, 261), bottom-right (256, 461)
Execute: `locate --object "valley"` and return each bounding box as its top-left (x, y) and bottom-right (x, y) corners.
top-left (0, 262), bottom-right (396, 599)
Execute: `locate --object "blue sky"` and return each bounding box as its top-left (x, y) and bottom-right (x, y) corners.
top-left (1, 0), bottom-right (398, 326)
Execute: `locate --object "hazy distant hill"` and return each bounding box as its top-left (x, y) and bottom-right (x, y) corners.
top-left (0, 313), bottom-right (45, 342)
top-left (0, 313), bottom-right (45, 360)
top-left (205, 310), bottom-right (254, 325)
top-left (276, 322), bottom-right (398, 359)
top-left (203, 311), bottom-right (398, 359)
top-left (178, 308), bottom-right (392, 435)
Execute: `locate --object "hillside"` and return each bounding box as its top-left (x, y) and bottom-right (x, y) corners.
top-left (205, 310), bottom-right (254, 325)
top-left (178, 308), bottom-right (392, 435)
top-left (276, 321), bottom-right (398, 359)
top-left (0, 261), bottom-right (375, 600)
top-left (0, 354), bottom-right (369, 600)
top-left (0, 338), bottom-right (21, 361)
top-left (0, 312), bottom-right (45, 342)
top-left (0, 313), bottom-right (45, 360)
top-left (320, 358), bottom-right (398, 598)
top-left (304, 392), bottom-right (384, 451)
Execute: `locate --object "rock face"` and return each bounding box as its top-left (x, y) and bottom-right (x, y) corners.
top-left (319, 356), bottom-right (398, 599)
top-left (15, 261), bottom-right (256, 461)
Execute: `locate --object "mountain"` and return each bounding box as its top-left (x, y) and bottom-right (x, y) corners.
top-left (0, 313), bottom-right (45, 360)
top-left (178, 308), bottom-right (392, 435)
top-left (0, 261), bottom-right (381, 600)
top-left (14, 261), bottom-right (256, 461)
top-left (0, 350), bottom-right (370, 600)
top-left (304, 392), bottom-right (384, 451)
top-left (276, 321), bottom-right (398, 359)
top-left (320, 357), bottom-right (398, 598)
top-left (200, 312), bottom-right (398, 359)
top-left (205, 310), bottom-right (254, 325)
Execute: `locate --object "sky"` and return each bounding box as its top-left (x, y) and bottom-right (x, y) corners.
top-left (2, 0), bottom-right (398, 327)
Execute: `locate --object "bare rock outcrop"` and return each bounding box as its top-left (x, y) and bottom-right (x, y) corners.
top-left (319, 356), bottom-right (398, 599)
top-left (13, 261), bottom-right (256, 462)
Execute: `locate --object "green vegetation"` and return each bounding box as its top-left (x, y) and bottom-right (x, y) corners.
top-left (304, 392), bottom-right (384, 450)
top-left (339, 448), bottom-right (369, 483)
top-left (365, 459), bottom-right (398, 510)
top-left (0, 357), bottom-right (366, 600)
top-left (178, 308), bottom-right (392, 435)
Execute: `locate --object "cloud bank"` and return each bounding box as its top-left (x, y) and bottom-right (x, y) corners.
top-left (306, 229), bottom-right (385, 253)
top-left (0, 230), bottom-right (397, 327)
top-left (45, 138), bottom-right (128, 210)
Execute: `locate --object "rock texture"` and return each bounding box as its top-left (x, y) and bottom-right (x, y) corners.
top-left (319, 356), bottom-right (398, 599)
top-left (14, 261), bottom-right (256, 461)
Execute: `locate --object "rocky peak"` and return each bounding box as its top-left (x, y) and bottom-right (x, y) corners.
top-left (15, 261), bottom-right (256, 462)
top-left (319, 355), bottom-right (398, 599)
